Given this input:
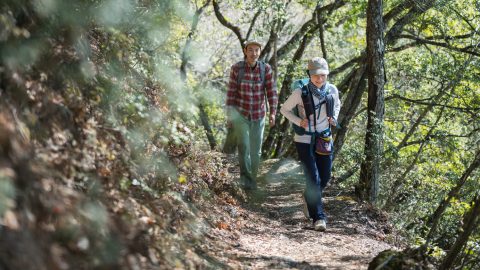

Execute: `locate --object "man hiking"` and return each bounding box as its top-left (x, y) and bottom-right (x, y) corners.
top-left (226, 40), bottom-right (278, 190)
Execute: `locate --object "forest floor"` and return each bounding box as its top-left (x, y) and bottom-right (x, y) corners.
top-left (202, 156), bottom-right (404, 269)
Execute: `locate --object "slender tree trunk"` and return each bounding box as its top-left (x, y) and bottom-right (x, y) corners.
top-left (334, 65), bottom-right (367, 156)
top-left (273, 117), bottom-right (291, 157)
top-left (273, 20), bottom-right (279, 83)
top-left (263, 30), bottom-right (314, 157)
top-left (439, 194), bottom-right (480, 270)
top-left (424, 150), bottom-right (480, 246)
top-left (358, 0), bottom-right (385, 203)
top-left (384, 106), bottom-right (446, 208)
top-left (262, 61), bottom-right (295, 157)
top-left (180, 0), bottom-right (216, 149)
top-left (198, 104), bottom-right (217, 150)
top-left (180, 0), bottom-right (211, 81)
top-left (316, 5), bottom-right (327, 60)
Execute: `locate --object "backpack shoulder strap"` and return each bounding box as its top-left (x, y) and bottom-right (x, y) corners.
top-left (325, 94), bottom-right (334, 118)
top-left (300, 84), bottom-right (309, 97)
top-left (259, 61), bottom-right (269, 112)
top-left (237, 61), bottom-right (266, 89)
top-left (236, 61), bottom-right (245, 89)
top-left (301, 84), bottom-right (315, 118)
top-left (324, 83), bottom-right (335, 118)
top-left (259, 61), bottom-right (266, 87)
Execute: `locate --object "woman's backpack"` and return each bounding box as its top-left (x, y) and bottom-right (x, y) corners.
top-left (290, 79), bottom-right (334, 135)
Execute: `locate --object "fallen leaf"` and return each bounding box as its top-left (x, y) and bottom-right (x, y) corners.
top-left (217, 222), bottom-right (229, 230)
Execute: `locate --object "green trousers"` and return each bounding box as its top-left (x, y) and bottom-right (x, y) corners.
top-left (232, 113), bottom-right (265, 189)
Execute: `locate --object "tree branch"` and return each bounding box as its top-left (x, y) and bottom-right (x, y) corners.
top-left (398, 34), bottom-right (480, 57)
top-left (384, 104), bottom-right (447, 208)
top-left (439, 194), bottom-right (480, 270)
top-left (246, 9), bottom-right (262, 41)
top-left (388, 93), bottom-right (480, 113)
top-left (260, 0), bottom-right (292, 60)
top-left (180, 0), bottom-right (211, 80)
top-left (383, 0), bottom-right (415, 26)
top-left (273, 0), bottom-right (346, 62)
top-left (384, 0), bottom-right (437, 46)
top-left (402, 127), bottom-right (480, 147)
top-left (316, 4), bottom-right (327, 59)
top-left (212, 0), bottom-right (244, 48)
top-left (329, 55), bottom-right (364, 77)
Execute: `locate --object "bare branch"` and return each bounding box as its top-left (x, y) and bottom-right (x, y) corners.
top-left (384, 0), bottom-right (437, 46)
top-left (402, 128), bottom-right (480, 147)
top-left (180, 0), bottom-right (212, 81)
top-left (212, 0), bottom-right (244, 49)
top-left (316, 3), bottom-right (327, 59)
top-left (246, 9), bottom-right (262, 41)
top-left (388, 93), bottom-right (480, 113)
top-left (398, 34), bottom-right (480, 57)
top-left (273, 0), bottom-right (346, 62)
top-left (329, 55), bottom-right (364, 77)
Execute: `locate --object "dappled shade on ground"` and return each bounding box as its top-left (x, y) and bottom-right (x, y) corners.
top-left (205, 158), bottom-right (400, 269)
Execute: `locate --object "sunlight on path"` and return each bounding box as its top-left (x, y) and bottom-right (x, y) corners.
top-left (229, 158), bottom-right (395, 269)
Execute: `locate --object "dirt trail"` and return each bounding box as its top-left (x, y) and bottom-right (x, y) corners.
top-left (212, 158), bottom-right (398, 269)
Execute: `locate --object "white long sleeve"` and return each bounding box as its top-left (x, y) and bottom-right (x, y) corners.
top-left (280, 83), bottom-right (341, 144)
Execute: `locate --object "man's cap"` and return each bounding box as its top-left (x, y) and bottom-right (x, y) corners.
top-left (244, 40), bottom-right (262, 49)
top-left (307, 57), bottom-right (329, 75)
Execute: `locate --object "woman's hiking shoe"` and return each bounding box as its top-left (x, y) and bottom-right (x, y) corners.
top-left (314, 219), bottom-right (326, 231)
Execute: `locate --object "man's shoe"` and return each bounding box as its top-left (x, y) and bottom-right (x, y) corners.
top-left (314, 219), bottom-right (326, 231)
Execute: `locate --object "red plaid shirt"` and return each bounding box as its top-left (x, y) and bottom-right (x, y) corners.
top-left (227, 61), bottom-right (278, 121)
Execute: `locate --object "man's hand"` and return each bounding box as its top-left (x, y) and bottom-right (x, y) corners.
top-left (269, 114), bottom-right (276, 127)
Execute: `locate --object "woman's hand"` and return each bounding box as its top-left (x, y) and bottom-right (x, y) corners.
top-left (300, 118), bottom-right (309, 129)
top-left (328, 117), bottom-right (337, 126)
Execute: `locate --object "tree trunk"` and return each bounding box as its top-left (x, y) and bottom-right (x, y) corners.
top-left (180, 0), bottom-right (217, 149)
top-left (262, 66), bottom-right (295, 157)
top-left (358, 0), bottom-right (385, 204)
top-left (198, 104), bottom-right (217, 150)
top-left (334, 64), bottom-right (367, 156)
top-left (273, 118), bottom-right (292, 157)
top-left (335, 0), bottom-right (438, 158)
top-left (262, 30), bottom-right (314, 157)
top-left (180, 0), bottom-right (210, 81)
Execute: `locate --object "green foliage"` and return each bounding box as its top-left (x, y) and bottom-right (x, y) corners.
top-left (0, 0), bottom-right (201, 264)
